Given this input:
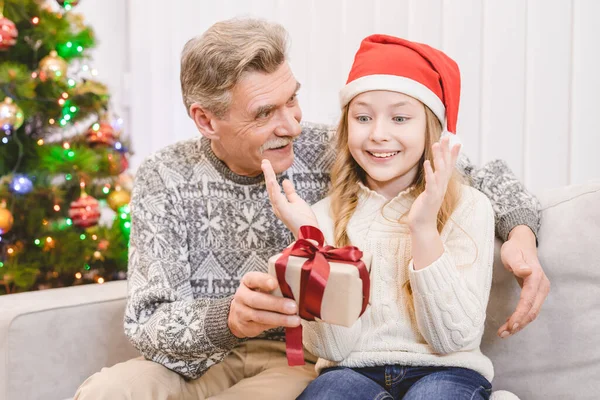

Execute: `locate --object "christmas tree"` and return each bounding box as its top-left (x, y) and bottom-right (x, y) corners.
top-left (0, 0), bottom-right (132, 294)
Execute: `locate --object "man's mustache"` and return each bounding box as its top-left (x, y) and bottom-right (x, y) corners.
top-left (259, 137), bottom-right (296, 153)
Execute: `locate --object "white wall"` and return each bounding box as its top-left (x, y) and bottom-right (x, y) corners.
top-left (75, 0), bottom-right (130, 137)
top-left (90, 0), bottom-right (600, 194)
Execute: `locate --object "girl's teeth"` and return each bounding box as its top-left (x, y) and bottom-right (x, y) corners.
top-left (370, 151), bottom-right (398, 158)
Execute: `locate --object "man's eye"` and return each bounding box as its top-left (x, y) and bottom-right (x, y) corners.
top-left (257, 110), bottom-right (272, 119)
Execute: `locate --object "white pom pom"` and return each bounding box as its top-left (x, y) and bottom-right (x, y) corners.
top-left (441, 130), bottom-right (462, 151)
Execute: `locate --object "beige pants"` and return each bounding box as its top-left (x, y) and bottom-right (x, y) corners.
top-left (74, 340), bottom-right (317, 400)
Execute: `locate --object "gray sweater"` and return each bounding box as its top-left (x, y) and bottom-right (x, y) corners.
top-left (124, 122), bottom-right (541, 379)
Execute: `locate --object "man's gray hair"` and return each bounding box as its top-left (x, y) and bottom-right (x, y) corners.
top-left (180, 18), bottom-right (289, 118)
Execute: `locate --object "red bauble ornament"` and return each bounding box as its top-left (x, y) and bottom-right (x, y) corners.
top-left (69, 193), bottom-right (100, 228)
top-left (56, 0), bottom-right (81, 7)
top-left (0, 17), bottom-right (18, 51)
top-left (86, 122), bottom-right (115, 146)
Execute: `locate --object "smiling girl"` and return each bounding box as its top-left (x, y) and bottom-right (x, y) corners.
top-left (262, 35), bottom-right (495, 400)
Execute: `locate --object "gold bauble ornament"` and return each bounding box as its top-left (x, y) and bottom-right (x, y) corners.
top-left (0, 97), bottom-right (24, 130)
top-left (39, 50), bottom-right (68, 82)
top-left (67, 12), bottom-right (86, 31)
top-left (73, 79), bottom-right (108, 97)
top-left (107, 187), bottom-right (130, 211)
top-left (0, 201), bottom-right (14, 234)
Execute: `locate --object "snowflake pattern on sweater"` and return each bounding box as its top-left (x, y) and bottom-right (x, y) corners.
top-left (124, 122), bottom-right (541, 379)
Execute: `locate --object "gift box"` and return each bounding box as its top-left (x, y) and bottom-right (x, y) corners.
top-left (267, 226), bottom-right (372, 366)
top-left (268, 225), bottom-right (371, 323)
top-left (268, 246), bottom-right (372, 328)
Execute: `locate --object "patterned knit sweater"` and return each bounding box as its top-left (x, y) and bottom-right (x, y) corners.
top-left (304, 183), bottom-right (495, 381)
top-left (124, 122), bottom-right (540, 379)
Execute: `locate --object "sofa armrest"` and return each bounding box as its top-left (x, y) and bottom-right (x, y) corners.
top-left (0, 281), bottom-right (139, 400)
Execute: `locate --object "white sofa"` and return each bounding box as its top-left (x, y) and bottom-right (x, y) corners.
top-left (1, 181), bottom-right (599, 400)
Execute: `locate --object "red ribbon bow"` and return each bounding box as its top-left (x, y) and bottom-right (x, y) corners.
top-left (274, 225), bottom-right (370, 366)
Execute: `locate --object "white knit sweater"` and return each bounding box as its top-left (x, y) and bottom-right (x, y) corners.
top-left (303, 183), bottom-right (496, 381)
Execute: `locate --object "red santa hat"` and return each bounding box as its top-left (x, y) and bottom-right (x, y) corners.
top-left (340, 34), bottom-right (461, 146)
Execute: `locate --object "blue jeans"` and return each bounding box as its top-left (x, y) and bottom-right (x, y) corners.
top-left (297, 365), bottom-right (492, 400)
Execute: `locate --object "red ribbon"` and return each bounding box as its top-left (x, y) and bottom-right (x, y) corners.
top-left (274, 225), bottom-right (370, 366)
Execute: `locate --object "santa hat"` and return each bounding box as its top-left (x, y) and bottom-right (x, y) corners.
top-left (340, 34), bottom-right (461, 146)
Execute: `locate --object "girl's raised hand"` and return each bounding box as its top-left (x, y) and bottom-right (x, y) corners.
top-left (261, 159), bottom-right (319, 238)
top-left (408, 136), bottom-right (461, 230)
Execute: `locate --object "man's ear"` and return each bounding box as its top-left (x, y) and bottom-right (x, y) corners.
top-left (189, 103), bottom-right (219, 140)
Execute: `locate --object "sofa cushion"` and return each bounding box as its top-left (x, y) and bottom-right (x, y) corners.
top-left (482, 181), bottom-right (600, 399)
top-left (0, 280), bottom-right (139, 400)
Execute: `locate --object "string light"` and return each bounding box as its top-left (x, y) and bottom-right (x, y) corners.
top-left (80, 234), bottom-right (86, 240)
top-left (53, 205), bottom-right (60, 212)
top-left (62, 93), bottom-right (69, 99)
top-left (63, 142), bottom-right (70, 149)
top-left (34, 239), bottom-right (41, 246)
top-left (66, 218), bottom-right (73, 226)
top-left (32, 17), bottom-right (40, 25)
top-left (7, 248), bottom-right (14, 255)
top-left (37, 139), bottom-right (44, 146)
top-left (75, 272), bottom-right (82, 279)
top-left (49, 118), bottom-right (55, 125)
top-left (46, 237), bottom-right (53, 243)
top-left (97, 277), bottom-right (105, 284)
top-left (91, 235), bottom-right (97, 240)
top-left (58, 99), bottom-right (65, 106)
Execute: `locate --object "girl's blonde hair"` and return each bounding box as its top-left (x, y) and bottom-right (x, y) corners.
top-left (329, 102), bottom-right (463, 247)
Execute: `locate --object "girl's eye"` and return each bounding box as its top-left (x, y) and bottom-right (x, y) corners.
top-left (357, 116), bottom-right (371, 123)
top-left (393, 116), bottom-right (407, 123)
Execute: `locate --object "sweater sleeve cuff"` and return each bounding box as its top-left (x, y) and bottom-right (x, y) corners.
top-left (496, 208), bottom-right (540, 243)
top-left (204, 296), bottom-right (243, 352)
top-left (408, 251), bottom-right (459, 294)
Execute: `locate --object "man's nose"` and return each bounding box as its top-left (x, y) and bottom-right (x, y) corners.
top-left (275, 108), bottom-right (302, 137)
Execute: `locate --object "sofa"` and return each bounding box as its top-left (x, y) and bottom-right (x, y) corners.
top-left (1, 181), bottom-right (598, 400)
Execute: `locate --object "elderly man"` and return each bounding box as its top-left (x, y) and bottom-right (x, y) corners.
top-left (75, 18), bottom-right (549, 400)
